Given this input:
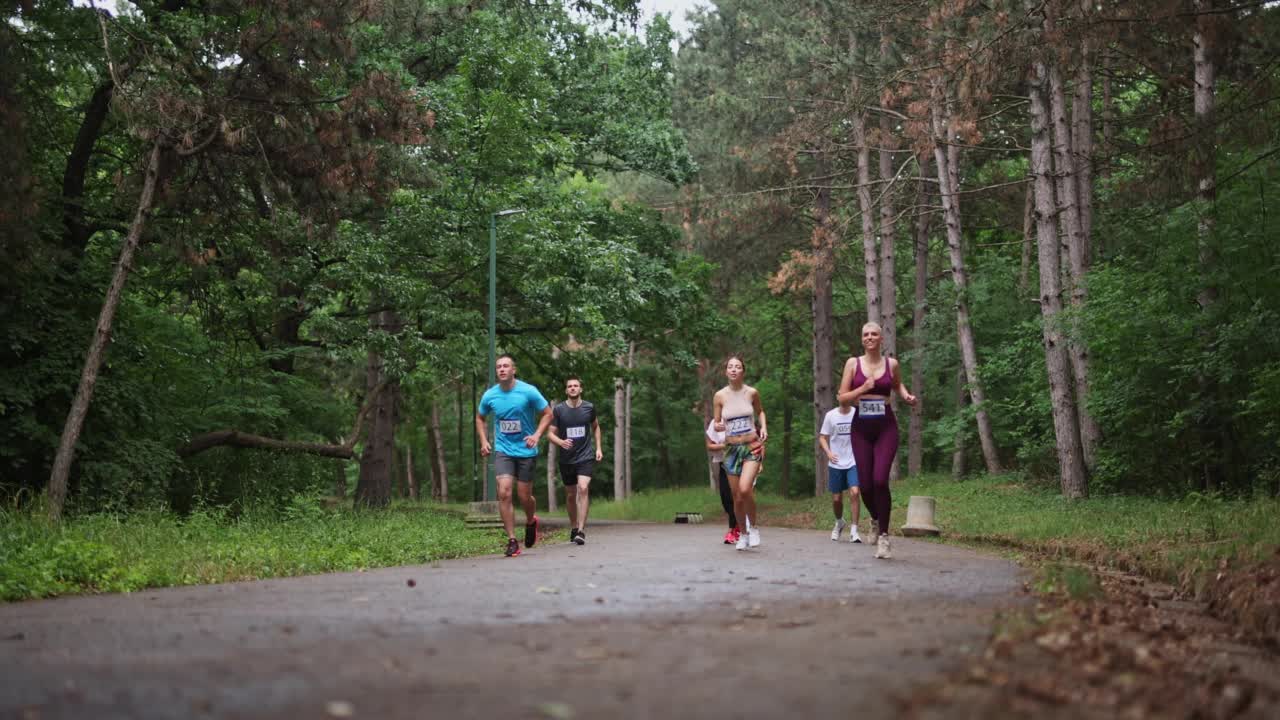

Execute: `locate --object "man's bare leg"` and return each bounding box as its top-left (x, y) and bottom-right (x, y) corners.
top-left (497, 475), bottom-right (517, 539)
top-left (575, 477), bottom-right (590, 532)
top-left (565, 485), bottom-right (579, 530)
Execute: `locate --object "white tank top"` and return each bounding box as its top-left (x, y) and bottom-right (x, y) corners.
top-left (720, 386), bottom-right (756, 439)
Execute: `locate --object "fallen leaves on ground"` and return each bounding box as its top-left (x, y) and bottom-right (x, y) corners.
top-left (899, 564), bottom-right (1280, 720)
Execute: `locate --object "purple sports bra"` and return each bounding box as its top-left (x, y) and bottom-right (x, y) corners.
top-left (852, 357), bottom-right (894, 397)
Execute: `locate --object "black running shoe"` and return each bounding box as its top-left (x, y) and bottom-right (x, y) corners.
top-left (525, 515), bottom-right (540, 548)
top-left (504, 537), bottom-right (521, 557)
top-left (573, 530), bottom-right (585, 546)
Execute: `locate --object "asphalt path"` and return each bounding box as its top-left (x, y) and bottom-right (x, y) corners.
top-left (0, 524), bottom-right (1024, 719)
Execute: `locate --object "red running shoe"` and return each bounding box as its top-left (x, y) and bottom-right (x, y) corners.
top-left (504, 537), bottom-right (521, 557)
top-left (524, 515), bottom-right (540, 548)
top-left (724, 528), bottom-right (740, 545)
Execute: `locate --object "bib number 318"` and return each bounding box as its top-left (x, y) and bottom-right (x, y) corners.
top-left (858, 399), bottom-right (886, 418)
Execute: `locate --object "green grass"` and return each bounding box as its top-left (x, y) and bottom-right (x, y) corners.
top-left (584, 474), bottom-right (1280, 590)
top-left (0, 499), bottom-right (507, 602)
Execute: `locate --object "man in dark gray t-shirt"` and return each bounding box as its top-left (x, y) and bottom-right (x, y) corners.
top-left (548, 376), bottom-right (603, 545)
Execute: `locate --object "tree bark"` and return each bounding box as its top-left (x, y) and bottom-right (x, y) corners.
top-left (624, 341), bottom-right (635, 497)
top-left (355, 311), bottom-right (402, 508)
top-left (908, 163), bottom-right (933, 478)
top-left (878, 54), bottom-right (898, 358)
top-left (430, 400), bottom-right (447, 502)
top-left (1193, 0), bottom-right (1220, 491)
top-left (1030, 54), bottom-right (1089, 499)
top-left (700, 359), bottom-right (717, 490)
top-left (334, 460), bottom-right (347, 498)
top-left (62, 81), bottom-right (116, 260)
top-left (780, 312), bottom-right (793, 497)
top-left (1072, 14), bottom-right (1095, 257)
top-left (929, 82), bottom-right (1003, 475)
top-left (405, 433), bottom-right (418, 500)
top-left (1046, 11), bottom-right (1101, 472)
top-left (614, 352), bottom-right (626, 501)
top-left (811, 155), bottom-right (836, 497)
top-left (1019, 182), bottom-right (1034, 295)
top-left (47, 142), bottom-right (164, 521)
top-left (952, 366), bottom-right (967, 480)
top-left (854, 111), bottom-right (881, 327)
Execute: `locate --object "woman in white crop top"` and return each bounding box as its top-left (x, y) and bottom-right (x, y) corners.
top-left (712, 355), bottom-right (767, 550)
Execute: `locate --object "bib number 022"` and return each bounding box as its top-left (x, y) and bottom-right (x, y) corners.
top-left (499, 419), bottom-right (522, 434)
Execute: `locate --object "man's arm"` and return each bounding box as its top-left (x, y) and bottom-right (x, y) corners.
top-left (593, 419), bottom-right (603, 461)
top-left (475, 413), bottom-right (491, 456)
top-left (547, 406), bottom-right (570, 449)
top-left (525, 404), bottom-right (554, 448)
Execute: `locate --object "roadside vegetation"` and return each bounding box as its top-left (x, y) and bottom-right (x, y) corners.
top-left (0, 497), bottom-right (502, 602)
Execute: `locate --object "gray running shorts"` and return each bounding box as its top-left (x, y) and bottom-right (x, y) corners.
top-left (494, 453), bottom-right (537, 483)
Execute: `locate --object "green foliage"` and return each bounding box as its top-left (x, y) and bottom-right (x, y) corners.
top-left (0, 501), bottom-right (501, 601)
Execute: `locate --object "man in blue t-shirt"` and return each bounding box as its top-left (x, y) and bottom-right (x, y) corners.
top-left (476, 354), bottom-right (553, 557)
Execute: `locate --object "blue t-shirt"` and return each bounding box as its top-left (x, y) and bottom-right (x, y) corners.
top-left (478, 380), bottom-right (549, 458)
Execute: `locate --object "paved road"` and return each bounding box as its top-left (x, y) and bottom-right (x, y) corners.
top-left (0, 524), bottom-right (1024, 719)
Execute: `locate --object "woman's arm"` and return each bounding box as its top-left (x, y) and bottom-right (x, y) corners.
top-left (753, 389), bottom-right (768, 442)
top-left (836, 357), bottom-right (875, 404)
top-left (892, 359), bottom-right (917, 405)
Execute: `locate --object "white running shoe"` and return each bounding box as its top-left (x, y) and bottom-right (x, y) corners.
top-left (849, 525), bottom-right (862, 544)
top-left (736, 531), bottom-right (749, 551)
top-left (875, 534), bottom-right (892, 559)
top-left (867, 522), bottom-right (880, 545)
top-left (830, 518), bottom-right (845, 541)
top-left (748, 527), bottom-right (761, 548)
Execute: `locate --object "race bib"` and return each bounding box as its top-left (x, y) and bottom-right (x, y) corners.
top-left (499, 419), bottom-right (522, 434)
top-left (566, 426), bottom-right (586, 439)
top-left (726, 416), bottom-right (754, 436)
top-left (835, 422), bottom-right (851, 435)
top-left (858, 399), bottom-right (886, 418)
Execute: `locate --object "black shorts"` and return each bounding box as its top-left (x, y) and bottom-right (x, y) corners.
top-left (558, 460), bottom-right (595, 486)
top-left (494, 453), bottom-right (537, 483)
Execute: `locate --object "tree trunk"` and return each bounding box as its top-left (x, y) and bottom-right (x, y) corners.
top-left (614, 352), bottom-right (626, 501)
top-left (355, 311), bottom-right (402, 508)
top-left (700, 359), bottom-right (717, 490)
top-left (1072, 18), bottom-right (1095, 258)
top-left (878, 109), bottom-right (898, 358)
top-left (952, 367), bottom-right (967, 480)
top-left (854, 111), bottom-right (881, 327)
top-left (1030, 54), bottom-right (1089, 499)
top-left (47, 142), bottom-right (164, 521)
top-left (880, 96), bottom-right (902, 484)
top-left (430, 401), bottom-right (447, 502)
top-left (908, 163), bottom-right (933, 478)
top-left (334, 460), bottom-right (348, 498)
top-left (780, 313), bottom-right (793, 497)
top-left (405, 440), bottom-right (418, 500)
top-left (1019, 182), bottom-right (1034, 295)
top-left (624, 341), bottom-right (635, 497)
top-left (1046, 14), bottom-right (1101, 472)
top-left (1193, 0), bottom-right (1220, 491)
top-left (929, 82), bottom-right (1003, 475)
top-left (811, 156), bottom-right (836, 497)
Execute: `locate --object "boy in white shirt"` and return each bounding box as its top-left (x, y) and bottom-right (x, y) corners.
top-left (819, 398), bottom-right (862, 543)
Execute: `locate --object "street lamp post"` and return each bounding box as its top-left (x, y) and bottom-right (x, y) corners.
top-left (486, 208), bottom-right (525, 501)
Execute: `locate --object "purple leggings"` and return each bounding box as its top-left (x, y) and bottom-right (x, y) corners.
top-left (850, 405), bottom-right (898, 535)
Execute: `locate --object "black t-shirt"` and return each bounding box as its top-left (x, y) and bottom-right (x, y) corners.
top-left (552, 401), bottom-right (596, 465)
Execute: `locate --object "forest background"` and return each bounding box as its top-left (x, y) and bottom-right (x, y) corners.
top-left (3, 0), bottom-right (1279, 531)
